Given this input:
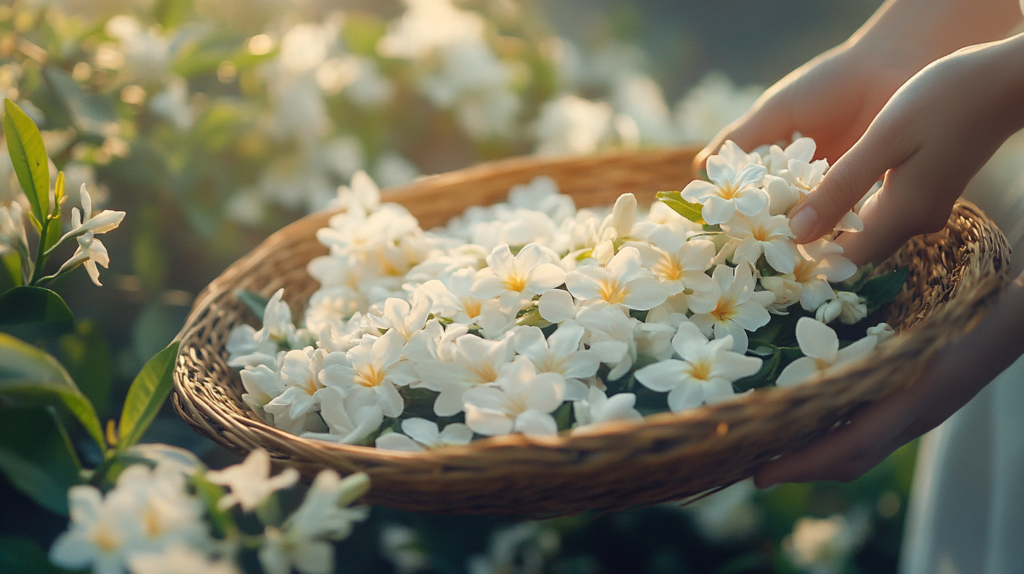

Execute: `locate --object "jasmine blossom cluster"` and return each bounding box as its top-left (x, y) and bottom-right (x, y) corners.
top-left (228, 137), bottom-right (897, 448)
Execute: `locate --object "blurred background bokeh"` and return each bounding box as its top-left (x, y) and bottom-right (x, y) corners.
top-left (0, 1), bottom-right (938, 572)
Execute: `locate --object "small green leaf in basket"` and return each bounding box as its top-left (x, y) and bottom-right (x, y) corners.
top-left (116, 341), bottom-right (180, 451)
top-left (656, 191), bottom-right (705, 225)
top-left (858, 265), bottom-right (910, 313)
top-left (236, 289), bottom-right (270, 321)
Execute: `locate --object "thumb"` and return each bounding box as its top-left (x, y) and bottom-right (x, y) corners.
top-left (788, 130), bottom-right (909, 244)
top-left (693, 97), bottom-right (795, 173)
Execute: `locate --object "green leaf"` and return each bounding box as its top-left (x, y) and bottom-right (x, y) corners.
top-left (116, 342), bottom-right (180, 451)
top-left (0, 286), bottom-right (75, 339)
top-left (0, 333), bottom-right (104, 449)
top-left (0, 409), bottom-right (83, 516)
top-left (656, 190), bottom-right (705, 224)
top-left (2, 252), bottom-right (22, 287)
top-left (0, 537), bottom-right (66, 574)
top-left (154, 0), bottom-right (193, 29)
top-left (236, 289), bottom-right (269, 320)
top-left (734, 347), bottom-right (780, 392)
top-left (859, 265), bottom-right (910, 313)
top-left (59, 321), bottom-right (114, 420)
top-left (3, 98), bottom-right (49, 223)
top-left (43, 68), bottom-right (118, 138)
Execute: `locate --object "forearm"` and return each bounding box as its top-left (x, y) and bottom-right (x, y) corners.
top-left (848, 0), bottom-right (1023, 69)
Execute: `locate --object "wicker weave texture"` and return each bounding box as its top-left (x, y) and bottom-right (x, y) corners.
top-left (172, 147), bottom-right (1011, 516)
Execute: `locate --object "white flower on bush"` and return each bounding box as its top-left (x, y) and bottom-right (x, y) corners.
top-left (259, 471), bottom-right (370, 574)
top-left (205, 448), bottom-right (299, 512)
top-left (471, 243), bottom-right (566, 306)
top-left (129, 544), bottom-right (240, 574)
top-left (635, 322), bottom-right (761, 412)
top-left (565, 246), bottom-right (668, 310)
top-left (572, 387), bottom-right (641, 432)
top-left (681, 141), bottom-right (767, 225)
top-left (783, 512), bottom-right (870, 574)
top-left (514, 321), bottom-right (599, 400)
top-left (375, 418), bottom-right (474, 452)
top-left (50, 463), bottom-right (209, 574)
top-left (688, 263), bottom-right (774, 353)
top-left (55, 185), bottom-right (126, 287)
top-left (533, 94), bottom-right (614, 156)
top-left (720, 205), bottom-right (797, 273)
top-left (0, 201), bottom-right (27, 257)
top-left (776, 318), bottom-right (877, 387)
top-left (414, 333), bottom-right (515, 416)
top-left (463, 357), bottom-right (566, 437)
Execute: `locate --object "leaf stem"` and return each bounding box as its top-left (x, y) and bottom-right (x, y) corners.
top-left (28, 218), bottom-right (49, 286)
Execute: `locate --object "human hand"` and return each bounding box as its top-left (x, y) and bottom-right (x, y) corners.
top-left (693, 42), bottom-right (924, 172)
top-left (787, 34), bottom-right (1024, 264)
top-left (755, 275), bottom-right (1024, 487)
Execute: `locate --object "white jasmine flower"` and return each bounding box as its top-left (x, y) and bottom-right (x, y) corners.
top-left (867, 322), bottom-right (895, 343)
top-left (514, 321), bottom-right (599, 400)
top-left (576, 304), bottom-right (641, 380)
top-left (414, 333), bottom-right (515, 416)
top-left (323, 331), bottom-right (417, 418)
top-left (463, 357), bottom-right (566, 437)
top-left (533, 94), bottom-right (614, 156)
top-left (776, 318), bottom-right (877, 387)
top-left (790, 240), bottom-right (858, 311)
top-left (634, 319), bottom-right (679, 361)
top-left (572, 387), bottom-right (641, 432)
top-left (596, 193), bottom-right (640, 243)
top-left (307, 386), bottom-right (384, 445)
top-left (634, 322), bottom-right (761, 412)
top-left (471, 244), bottom-right (566, 306)
top-left (61, 184), bottom-right (126, 241)
top-left (239, 363), bottom-right (286, 423)
top-left (688, 264), bottom-right (774, 353)
top-left (129, 544), bottom-right (240, 574)
top-left (329, 170), bottom-right (380, 216)
top-left (537, 288), bottom-right (577, 323)
top-left (815, 292), bottom-right (866, 325)
top-left (681, 141), bottom-right (768, 225)
top-left (418, 268), bottom-right (488, 324)
top-left (630, 229), bottom-right (715, 295)
top-left (761, 137), bottom-right (816, 176)
top-left (205, 448), bottom-right (299, 512)
top-left (507, 177), bottom-right (575, 224)
top-left (303, 287), bottom-right (366, 338)
top-left (783, 513), bottom-right (870, 574)
top-left (377, 0), bottom-right (485, 60)
top-left (367, 297), bottom-right (430, 343)
top-left (720, 205), bottom-right (798, 273)
top-left (565, 246), bottom-right (668, 310)
top-left (50, 464), bottom-right (209, 574)
top-left (264, 347), bottom-right (350, 422)
top-left (785, 158), bottom-right (828, 194)
top-left (259, 471), bottom-right (370, 574)
top-left (375, 418), bottom-right (473, 452)
top-left (760, 275), bottom-right (803, 312)
top-left (0, 201), bottom-right (27, 257)
top-left (57, 231), bottom-right (111, 286)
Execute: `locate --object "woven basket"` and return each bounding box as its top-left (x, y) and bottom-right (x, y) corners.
top-left (172, 146), bottom-right (1011, 517)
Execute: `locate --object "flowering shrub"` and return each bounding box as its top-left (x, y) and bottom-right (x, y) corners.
top-left (227, 136), bottom-right (906, 448)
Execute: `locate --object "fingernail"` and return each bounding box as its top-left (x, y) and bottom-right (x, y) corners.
top-left (788, 205), bottom-right (818, 242)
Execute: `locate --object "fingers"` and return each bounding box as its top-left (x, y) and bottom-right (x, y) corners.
top-left (788, 129), bottom-right (908, 244)
top-left (693, 97), bottom-right (795, 173)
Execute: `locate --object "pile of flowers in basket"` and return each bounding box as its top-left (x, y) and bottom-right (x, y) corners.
top-left (226, 138), bottom-right (904, 449)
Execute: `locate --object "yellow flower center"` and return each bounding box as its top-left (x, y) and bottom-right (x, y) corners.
top-left (687, 359), bottom-right (713, 381)
top-left (711, 298), bottom-right (736, 323)
top-left (793, 258), bottom-right (815, 284)
top-left (92, 525), bottom-right (120, 553)
top-left (303, 375), bottom-right (320, 396)
top-left (718, 182), bottom-right (740, 200)
top-left (599, 279), bottom-right (627, 305)
top-left (653, 255), bottom-right (682, 281)
top-left (143, 505), bottom-right (162, 538)
top-left (462, 298), bottom-right (483, 319)
top-left (751, 225), bottom-right (770, 242)
top-left (470, 364), bottom-right (499, 385)
top-left (503, 272), bottom-right (528, 293)
top-left (354, 366), bottom-right (385, 388)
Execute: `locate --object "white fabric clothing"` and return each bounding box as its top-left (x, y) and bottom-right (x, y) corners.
top-left (899, 134), bottom-right (1024, 574)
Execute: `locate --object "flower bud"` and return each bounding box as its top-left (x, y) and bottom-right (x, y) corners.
top-left (836, 291), bottom-right (867, 324)
top-left (866, 322), bottom-right (895, 343)
top-left (815, 298), bottom-right (842, 324)
top-left (761, 275), bottom-right (801, 309)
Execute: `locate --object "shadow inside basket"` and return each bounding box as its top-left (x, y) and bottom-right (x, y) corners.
top-left (172, 148), bottom-right (1010, 516)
